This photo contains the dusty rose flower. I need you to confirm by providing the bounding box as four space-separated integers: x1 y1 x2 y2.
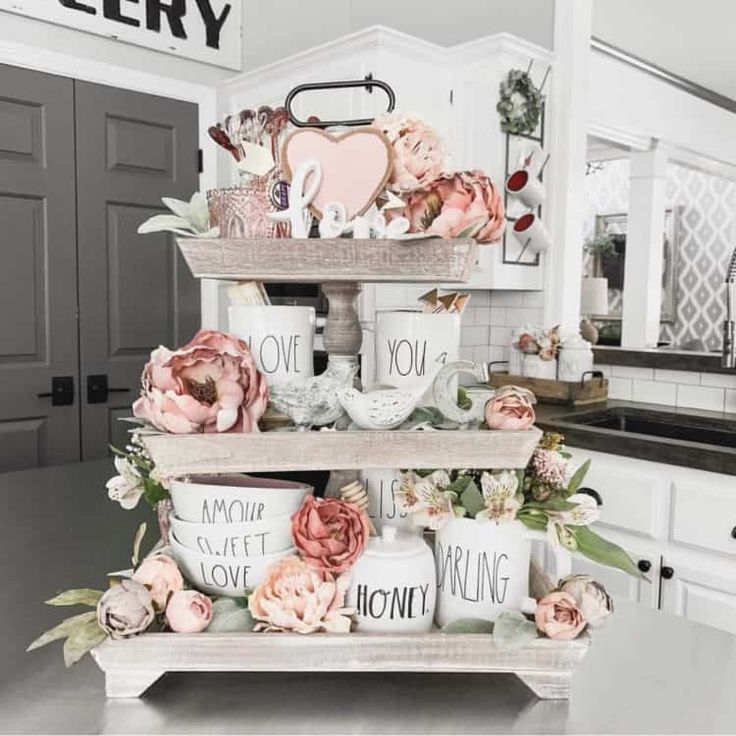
291 497 370 574
535 591 586 640
97 580 155 639
132 553 184 611
485 385 536 430
165 590 213 633
399 170 505 243
248 555 354 634
517 332 539 354
559 575 613 629
373 112 445 192
133 329 269 434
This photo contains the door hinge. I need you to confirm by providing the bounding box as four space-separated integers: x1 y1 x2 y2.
197 148 204 173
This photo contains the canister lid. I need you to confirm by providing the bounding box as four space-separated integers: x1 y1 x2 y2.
363 525 430 558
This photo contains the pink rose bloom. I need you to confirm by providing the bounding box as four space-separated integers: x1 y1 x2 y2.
373 112 445 192
535 591 587 640
399 170 505 244
165 590 213 633
133 329 269 434
248 555 354 634
132 553 184 611
485 385 536 430
291 496 370 574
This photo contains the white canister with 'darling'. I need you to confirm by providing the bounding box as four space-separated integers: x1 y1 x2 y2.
374 311 461 403
557 335 594 382
358 468 415 533
347 526 436 633
522 353 557 380
229 305 315 387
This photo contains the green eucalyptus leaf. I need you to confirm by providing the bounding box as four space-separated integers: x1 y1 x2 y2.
567 459 591 496
45 589 104 607
208 598 255 633
493 611 538 649
63 619 107 667
442 618 495 634
460 479 485 517
27 611 97 652
571 525 641 578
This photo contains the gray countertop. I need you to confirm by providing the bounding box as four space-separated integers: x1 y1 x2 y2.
2 461 736 734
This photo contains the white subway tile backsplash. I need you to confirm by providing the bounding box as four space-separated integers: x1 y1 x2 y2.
490 291 524 308
521 291 545 308
700 372 736 389
654 369 701 385
608 377 633 400
676 384 725 412
726 390 736 413
506 307 542 327
631 379 677 406
489 307 508 326
470 291 492 307
611 365 655 380
489 326 513 347
461 325 489 347
459 346 475 362
373 285 408 308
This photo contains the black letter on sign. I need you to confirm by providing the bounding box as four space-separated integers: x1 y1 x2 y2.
58 0 96 14
104 0 140 26
146 0 187 39
195 0 231 49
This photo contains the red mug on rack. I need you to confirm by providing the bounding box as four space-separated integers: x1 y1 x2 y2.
512 212 551 254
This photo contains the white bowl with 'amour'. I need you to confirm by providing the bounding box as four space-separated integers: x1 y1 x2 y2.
170 474 312 524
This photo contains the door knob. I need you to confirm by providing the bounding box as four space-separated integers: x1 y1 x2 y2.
37 376 75 406
660 566 675 580
637 559 651 574
731 526 736 540
87 375 131 404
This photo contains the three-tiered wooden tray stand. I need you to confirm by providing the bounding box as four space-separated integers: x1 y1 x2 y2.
92 237 589 700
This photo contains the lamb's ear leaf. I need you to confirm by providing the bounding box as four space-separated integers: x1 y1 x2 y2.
45 589 104 607
161 197 190 218
493 611 538 649
63 619 107 667
207 598 254 633
566 459 591 496
137 214 192 235
442 618 494 634
27 611 97 652
131 522 147 568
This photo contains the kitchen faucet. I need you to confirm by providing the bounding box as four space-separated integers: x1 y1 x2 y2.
723 246 736 368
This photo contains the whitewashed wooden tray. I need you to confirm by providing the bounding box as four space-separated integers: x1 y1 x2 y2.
177 237 476 283
92 631 590 700
142 427 542 476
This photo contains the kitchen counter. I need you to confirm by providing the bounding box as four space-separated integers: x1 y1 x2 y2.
536 400 736 474
2 461 736 734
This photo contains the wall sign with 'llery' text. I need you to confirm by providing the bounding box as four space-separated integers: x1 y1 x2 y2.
0 0 242 70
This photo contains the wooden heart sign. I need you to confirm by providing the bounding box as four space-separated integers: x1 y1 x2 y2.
281 128 393 220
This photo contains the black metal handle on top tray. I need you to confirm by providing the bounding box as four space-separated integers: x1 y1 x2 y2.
284 77 396 128
580 370 605 387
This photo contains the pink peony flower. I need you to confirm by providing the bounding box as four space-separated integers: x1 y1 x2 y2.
132 329 269 434
165 590 213 633
485 385 536 430
248 555 354 634
535 591 586 640
398 170 505 244
132 553 184 611
373 112 446 192
291 496 370 574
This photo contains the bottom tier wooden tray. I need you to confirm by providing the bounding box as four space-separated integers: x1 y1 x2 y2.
92 631 590 700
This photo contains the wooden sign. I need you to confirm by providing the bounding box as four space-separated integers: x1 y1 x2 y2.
0 0 242 70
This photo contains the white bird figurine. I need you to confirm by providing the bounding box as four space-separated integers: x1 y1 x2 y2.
336 366 441 431
269 358 358 429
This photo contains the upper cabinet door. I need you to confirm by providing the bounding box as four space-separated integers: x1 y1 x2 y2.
74 82 200 460
0 64 80 472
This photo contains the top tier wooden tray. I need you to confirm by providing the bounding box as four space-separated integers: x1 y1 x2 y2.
177 237 477 283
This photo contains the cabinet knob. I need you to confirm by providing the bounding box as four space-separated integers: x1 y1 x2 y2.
637 559 651 573
731 526 736 540
661 565 675 580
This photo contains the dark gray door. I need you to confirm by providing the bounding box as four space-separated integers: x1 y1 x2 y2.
0 65 80 472
75 82 200 459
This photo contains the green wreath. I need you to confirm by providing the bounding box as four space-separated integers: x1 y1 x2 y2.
497 69 544 135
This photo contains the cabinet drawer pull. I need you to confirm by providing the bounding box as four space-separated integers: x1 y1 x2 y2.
661 566 674 580
731 526 736 540
637 559 651 574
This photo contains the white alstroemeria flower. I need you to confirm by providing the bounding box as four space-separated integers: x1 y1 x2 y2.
106 456 144 510
549 493 601 526
398 470 455 531
476 470 522 524
546 519 578 550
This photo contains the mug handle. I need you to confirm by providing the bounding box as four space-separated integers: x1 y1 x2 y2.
522 528 573 583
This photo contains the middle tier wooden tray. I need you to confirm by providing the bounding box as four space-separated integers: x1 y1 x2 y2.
143 427 543 476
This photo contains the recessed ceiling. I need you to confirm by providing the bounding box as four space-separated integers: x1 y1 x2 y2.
593 0 736 101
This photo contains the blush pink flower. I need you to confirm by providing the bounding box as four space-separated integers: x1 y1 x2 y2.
291 497 370 574
165 590 213 633
535 591 586 640
399 170 505 244
248 555 354 634
373 112 445 192
133 329 269 434
132 553 184 611
485 385 536 430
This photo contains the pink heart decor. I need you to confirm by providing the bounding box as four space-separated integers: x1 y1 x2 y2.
281 127 393 220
